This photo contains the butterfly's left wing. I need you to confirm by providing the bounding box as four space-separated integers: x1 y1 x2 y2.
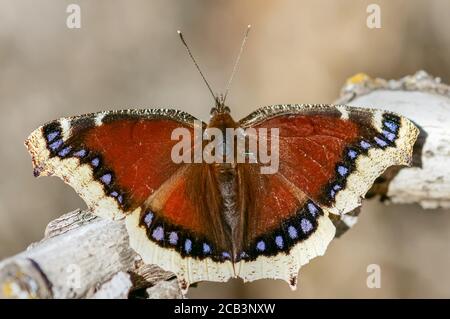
235 104 418 287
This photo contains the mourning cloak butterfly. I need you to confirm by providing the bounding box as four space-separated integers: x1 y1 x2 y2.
25 103 418 292
24 29 419 293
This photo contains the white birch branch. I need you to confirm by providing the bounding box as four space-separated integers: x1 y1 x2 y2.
0 209 180 299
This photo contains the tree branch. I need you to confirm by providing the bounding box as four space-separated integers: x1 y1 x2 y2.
0 209 180 299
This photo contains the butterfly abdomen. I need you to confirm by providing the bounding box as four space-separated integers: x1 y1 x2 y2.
214 165 245 259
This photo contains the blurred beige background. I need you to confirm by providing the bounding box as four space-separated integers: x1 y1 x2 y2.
0 0 449 298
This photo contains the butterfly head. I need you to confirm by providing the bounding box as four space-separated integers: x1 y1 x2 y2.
211 94 231 116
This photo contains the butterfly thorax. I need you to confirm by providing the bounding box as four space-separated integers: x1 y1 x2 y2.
207 108 239 165
206 108 246 256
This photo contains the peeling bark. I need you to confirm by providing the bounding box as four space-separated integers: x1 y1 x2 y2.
0 210 179 299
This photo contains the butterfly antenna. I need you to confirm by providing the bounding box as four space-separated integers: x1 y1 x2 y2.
222 25 251 105
177 30 218 105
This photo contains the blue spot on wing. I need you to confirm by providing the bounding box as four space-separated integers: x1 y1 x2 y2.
374 136 388 147
288 226 298 239
384 121 398 133
275 236 284 249
307 202 318 216
184 239 192 253
100 173 112 185
46 131 60 142
49 139 63 151
91 157 100 167
360 140 371 149
222 252 231 259
337 165 348 177
301 219 313 233
73 149 87 158
382 130 396 142
58 146 71 157
144 211 153 227
169 232 178 245
203 243 211 254
152 226 164 241
256 240 266 252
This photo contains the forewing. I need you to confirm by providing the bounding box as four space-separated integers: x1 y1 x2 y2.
25 108 201 219
239 104 419 215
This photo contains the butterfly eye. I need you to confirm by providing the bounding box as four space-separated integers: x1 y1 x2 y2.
210 107 218 115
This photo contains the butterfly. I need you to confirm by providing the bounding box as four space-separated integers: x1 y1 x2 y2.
25 28 419 293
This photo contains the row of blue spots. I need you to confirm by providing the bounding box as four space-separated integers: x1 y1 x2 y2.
143 210 226 258
332 148 358 200
329 118 399 203
255 217 314 253
48 136 87 160
145 204 319 258
46 129 88 160
88 159 123 205
45 129 124 207
374 118 400 147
